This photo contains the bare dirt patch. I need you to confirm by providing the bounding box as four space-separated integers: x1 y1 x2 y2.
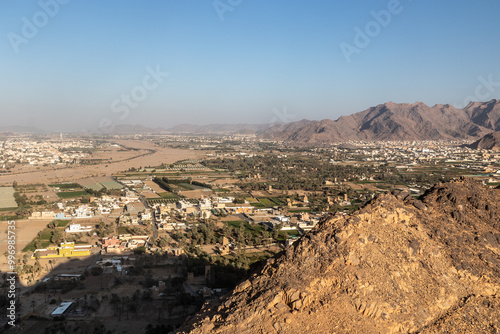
0 219 51 271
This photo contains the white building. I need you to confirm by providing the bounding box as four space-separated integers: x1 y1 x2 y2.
73 206 92 218
65 223 93 233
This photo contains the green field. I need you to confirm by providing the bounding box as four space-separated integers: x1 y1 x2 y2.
268 197 285 205
56 220 71 227
56 191 89 199
159 192 179 199
23 240 51 252
49 183 82 189
86 184 104 191
255 197 284 208
179 183 206 190
250 202 267 208
38 228 53 240
223 221 264 236
0 215 19 221
99 180 123 190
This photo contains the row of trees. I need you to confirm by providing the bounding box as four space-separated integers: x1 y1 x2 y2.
204 155 392 191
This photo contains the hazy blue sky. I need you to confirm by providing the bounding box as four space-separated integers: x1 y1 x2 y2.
1 0 499 132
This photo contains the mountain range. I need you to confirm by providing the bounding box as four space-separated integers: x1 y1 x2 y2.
113 99 500 143
260 99 500 144
3 99 500 143
178 179 500 333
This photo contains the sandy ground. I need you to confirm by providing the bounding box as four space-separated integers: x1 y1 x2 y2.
0 187 17 208
143 180 166 193
0 219 52 271
178 189 213 199
0 140 204 186
211 177 240 185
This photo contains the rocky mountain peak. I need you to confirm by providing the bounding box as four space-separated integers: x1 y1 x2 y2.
178 179 500 333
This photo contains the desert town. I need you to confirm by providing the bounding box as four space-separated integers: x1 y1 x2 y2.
0 134 499 332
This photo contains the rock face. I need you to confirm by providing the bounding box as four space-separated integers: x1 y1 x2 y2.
465 99 500 132
469 131 500 151
178 179 500 333
261 99 500 144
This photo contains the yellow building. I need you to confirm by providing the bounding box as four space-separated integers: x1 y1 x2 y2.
32 242 91 259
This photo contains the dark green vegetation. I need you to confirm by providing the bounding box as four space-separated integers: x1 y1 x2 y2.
153 177 211 192
56 190 89 199
203 155 451 191
49 183 82 188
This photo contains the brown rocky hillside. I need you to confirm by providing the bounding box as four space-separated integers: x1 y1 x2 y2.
261 100 500 144
177 179 500 333
468 131 500 151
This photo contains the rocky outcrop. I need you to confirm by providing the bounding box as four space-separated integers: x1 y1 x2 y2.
465 99 500 132
178 179 500 333
468 131 500 151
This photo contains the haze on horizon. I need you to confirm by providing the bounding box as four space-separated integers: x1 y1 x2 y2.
0 0 499 132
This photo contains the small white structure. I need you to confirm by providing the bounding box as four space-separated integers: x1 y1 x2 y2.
197 198 212 210
140 210 152 220
65 223 92 233
215 197 234 204
73 205 92 218
51 302 73 317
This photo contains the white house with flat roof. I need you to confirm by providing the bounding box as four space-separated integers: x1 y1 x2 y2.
65 223 92 233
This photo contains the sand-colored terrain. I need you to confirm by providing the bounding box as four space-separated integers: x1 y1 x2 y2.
0 140 204 186
143 180 166 193
0 219 52 271
179 189 214 199
0 186 17 208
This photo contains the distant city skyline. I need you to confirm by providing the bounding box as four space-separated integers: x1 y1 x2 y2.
1 0 499 132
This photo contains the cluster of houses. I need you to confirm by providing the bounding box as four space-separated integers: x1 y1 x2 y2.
0 138 93 169
101 235 150 254
30 190 146 221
